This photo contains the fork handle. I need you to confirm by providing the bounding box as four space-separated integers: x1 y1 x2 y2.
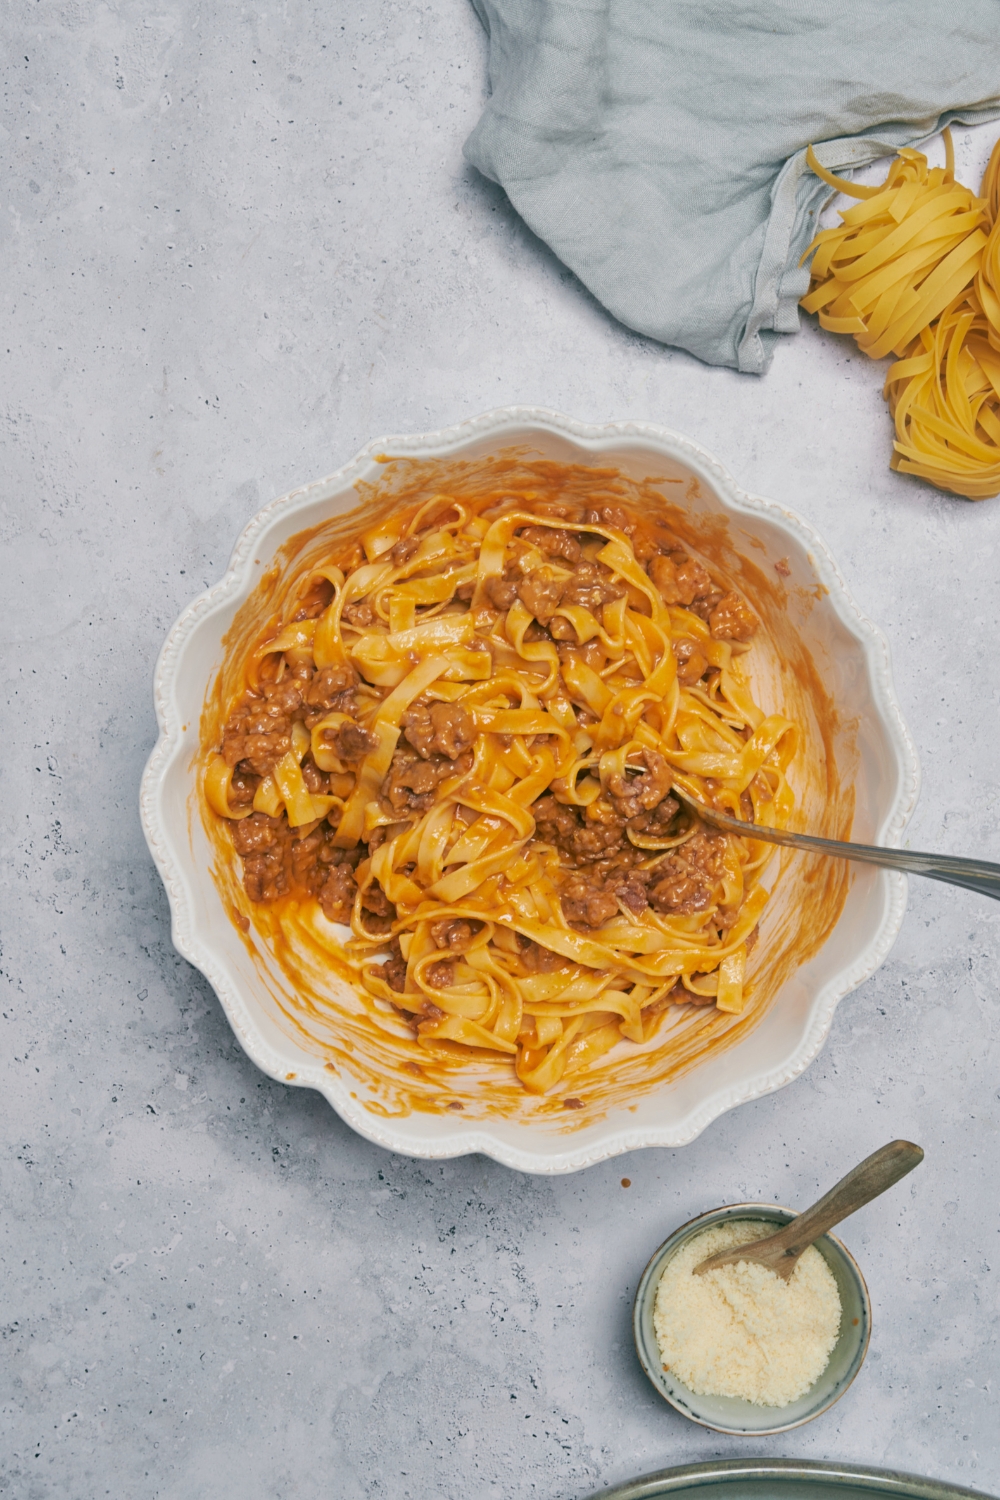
674 796 1000 902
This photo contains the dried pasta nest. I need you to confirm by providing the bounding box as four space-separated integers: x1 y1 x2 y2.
802 130 1000 500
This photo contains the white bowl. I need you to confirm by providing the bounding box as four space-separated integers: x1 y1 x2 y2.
139 408 919 1173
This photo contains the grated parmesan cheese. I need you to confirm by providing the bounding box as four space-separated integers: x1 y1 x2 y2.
653 1219 842 1408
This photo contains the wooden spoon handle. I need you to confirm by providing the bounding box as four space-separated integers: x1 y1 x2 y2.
767 1140 924 1257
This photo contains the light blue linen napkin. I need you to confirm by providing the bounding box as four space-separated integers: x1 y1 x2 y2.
464 0 1000 372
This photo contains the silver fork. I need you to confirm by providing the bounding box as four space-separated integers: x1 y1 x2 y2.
671 788 1000 902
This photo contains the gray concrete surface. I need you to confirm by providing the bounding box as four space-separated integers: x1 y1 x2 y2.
3 3 999 1496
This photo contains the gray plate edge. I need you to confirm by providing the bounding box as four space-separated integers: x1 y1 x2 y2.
589 1459 997 1500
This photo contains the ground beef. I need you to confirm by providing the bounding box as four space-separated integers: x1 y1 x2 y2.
241 853 288 902
360 879 396 934
606 750 673 821
533 761 679 865
559 559 625 612
531 793 628 865
627 795 682 839
402 701 475 761
648 830 728 914
300 757 330 793
290 824 339 890
709 591 758 642
242 730 293 777
263 678 304 717
383 937 408 992
688 590 726 624
559 858 651 927
673 557 714 606
318 863 357 923
221 707 254 768
326 720 378 761
342 599 376 628
389 535 421 566
426 958 455 989
317 691 361 728
231 814 291 902
558 640 606 670
304 664 358 714
222 692 297 776
517 525 582 564
415 1003 446 1024
516 568 565 624
531 794 579 845
560 875 620 929
583 505 636 536
283 822 361 917
517 937 564 972
290 827 329 892
361 881 393 917
430 918 481 950
485 574 520 610
382 747 472 813
649 550 728 623
648 553 683 604
673 637 709 684
228 768 259 807
220 664 325 774
630 531 658 564
232 812 284 856
609 871 649 916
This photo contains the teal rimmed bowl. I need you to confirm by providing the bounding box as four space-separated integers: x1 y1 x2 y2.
633 1203 871 1435
591 1458 996 1500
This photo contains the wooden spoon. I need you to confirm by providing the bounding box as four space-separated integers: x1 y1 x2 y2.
693 1139 924 1282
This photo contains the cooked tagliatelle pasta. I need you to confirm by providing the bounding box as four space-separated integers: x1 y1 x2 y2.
203 487 799 1095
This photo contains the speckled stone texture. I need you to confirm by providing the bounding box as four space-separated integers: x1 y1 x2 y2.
3 4 999 1497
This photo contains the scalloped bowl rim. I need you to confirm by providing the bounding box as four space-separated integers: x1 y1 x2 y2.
139 407 920 1173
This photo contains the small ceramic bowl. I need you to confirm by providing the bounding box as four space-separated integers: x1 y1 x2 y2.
633 1203 871 1435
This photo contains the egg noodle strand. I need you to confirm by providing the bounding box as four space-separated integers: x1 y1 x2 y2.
802 131 1000 499
206 495 798 1095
